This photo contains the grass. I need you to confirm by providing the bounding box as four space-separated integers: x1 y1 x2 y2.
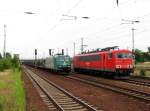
134 62 150 77
0 69 26 111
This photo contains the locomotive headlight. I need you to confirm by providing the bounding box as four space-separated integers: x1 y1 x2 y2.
116 65 121 68
129 65 133 68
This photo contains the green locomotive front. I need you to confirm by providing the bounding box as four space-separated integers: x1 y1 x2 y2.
45 54 71 72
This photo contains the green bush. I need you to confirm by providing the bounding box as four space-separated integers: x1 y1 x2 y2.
2 58 12 69
0 58 12 71
0 60 4 71
0 102 3 111
0 53 20 72
11 56 20 69
140 69 146 77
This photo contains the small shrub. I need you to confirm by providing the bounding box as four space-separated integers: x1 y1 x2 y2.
2 58 12 69
140 69 146 77
12 55 20 69
0 60 4 71
0 103 3 111
0 53 20 72
0 97 4 111
0 58 12 71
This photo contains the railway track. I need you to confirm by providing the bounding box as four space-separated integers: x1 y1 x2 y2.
23 66 99 111
67 76 150 102
123 78 150 87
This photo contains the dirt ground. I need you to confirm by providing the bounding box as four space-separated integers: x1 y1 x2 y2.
22 66 150 111
32 68 150 111
22 70 50 111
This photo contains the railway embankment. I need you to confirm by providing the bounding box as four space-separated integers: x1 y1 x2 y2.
0 69 26 111
134 62 150 77
22 67 50 111
28 66 150 111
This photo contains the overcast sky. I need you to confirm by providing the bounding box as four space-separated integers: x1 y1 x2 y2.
0 0 150 59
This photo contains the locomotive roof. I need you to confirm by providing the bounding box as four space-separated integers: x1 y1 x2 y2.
75 49 132 57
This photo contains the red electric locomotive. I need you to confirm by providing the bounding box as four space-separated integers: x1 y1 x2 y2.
73 46 134 78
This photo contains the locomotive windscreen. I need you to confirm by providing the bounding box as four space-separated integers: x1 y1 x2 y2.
116 53 132 58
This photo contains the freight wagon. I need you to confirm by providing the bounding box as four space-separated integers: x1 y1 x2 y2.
23 53 72 73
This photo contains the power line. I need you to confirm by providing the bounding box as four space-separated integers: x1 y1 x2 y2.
48 0 83 31
55 22 130 49
40 0 83 39
54 15 146 50
57 27 147 54
66 0 83 14
43 0 136 45
88 28 147 48
43 0 150 52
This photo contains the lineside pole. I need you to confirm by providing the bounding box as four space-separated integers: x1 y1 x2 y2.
3 24 6 58
73 42 75 56
132 28 135 54
81 37 83 54
35 49 37 68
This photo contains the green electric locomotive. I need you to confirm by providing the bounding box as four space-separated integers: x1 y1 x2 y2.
44 54 71 72
23 52 72 73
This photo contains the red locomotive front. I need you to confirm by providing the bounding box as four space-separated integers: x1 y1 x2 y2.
114 50 134 76
73 46 134 77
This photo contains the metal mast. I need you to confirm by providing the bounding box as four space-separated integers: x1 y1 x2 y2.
3 24 6 58
80 37 87 54
73 42 75 56
81 37 83 53
132 28 135 53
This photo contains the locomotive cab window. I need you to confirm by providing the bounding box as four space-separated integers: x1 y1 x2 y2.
116 53 132 58
59 56 64 61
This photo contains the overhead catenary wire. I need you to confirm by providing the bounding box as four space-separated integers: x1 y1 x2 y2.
46 0 138 44
45 0 136 34
56 22 148 53
48 0 83 32
40 0 150 55
66 0 83 14
57 20 145 49
55 25 130 51
90 28 147 45
55 20 129 47
54 0 138 49
79 0 148 47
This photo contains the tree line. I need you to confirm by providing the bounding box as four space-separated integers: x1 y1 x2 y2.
0 47 149 71
0 52 20 71
135 47 150 63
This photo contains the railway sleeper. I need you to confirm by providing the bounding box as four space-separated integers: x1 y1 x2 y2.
57 101 77 104
54 98 74 101
53 96 69 99
62 105 85 110
60 103 83 107
69 109 88 111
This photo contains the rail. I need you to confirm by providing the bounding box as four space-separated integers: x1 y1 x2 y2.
23 66 99 111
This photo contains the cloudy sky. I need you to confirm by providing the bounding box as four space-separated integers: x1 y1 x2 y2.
0 0 150 59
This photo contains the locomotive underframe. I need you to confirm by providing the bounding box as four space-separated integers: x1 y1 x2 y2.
74 67 133 77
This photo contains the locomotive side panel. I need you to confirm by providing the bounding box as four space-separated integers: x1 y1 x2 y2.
103 52 116 72
73 53 101 71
